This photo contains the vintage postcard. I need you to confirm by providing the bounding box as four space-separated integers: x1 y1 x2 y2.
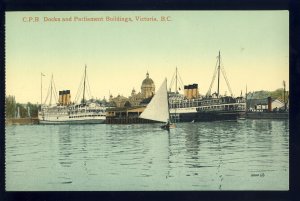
5 11 289 191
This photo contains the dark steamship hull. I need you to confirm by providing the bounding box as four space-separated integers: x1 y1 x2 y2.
172 110 245 122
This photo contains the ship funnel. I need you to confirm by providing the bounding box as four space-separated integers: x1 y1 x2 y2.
184 86 188 98
59 91 63 105
184 84 199 99
192 84 198 99
65 90 71 105
59 90 71 105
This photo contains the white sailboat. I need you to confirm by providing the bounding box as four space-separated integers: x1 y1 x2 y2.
139 78 175 130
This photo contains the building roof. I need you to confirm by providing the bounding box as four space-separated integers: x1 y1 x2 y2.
140 96 153 104
142 72 154 86
106 106 146 112
247 98 269 109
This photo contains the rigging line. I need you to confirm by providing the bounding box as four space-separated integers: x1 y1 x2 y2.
79 83 84 103
220 60 233 96
175 68 184 91
206 59 219 96
76 73 85 102
86 74 92 100
221 67 233 96
173 67 183 90
52 76 59 103
78 82 85 103
75 71 85 101
178 72 184 88
43 79 51 105
49 76 54 105
84 75 89 100
74 73 85 103
169 70 176 91
85 74 90 100
75 82 84 103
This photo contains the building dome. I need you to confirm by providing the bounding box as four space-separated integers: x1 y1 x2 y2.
141 72 155 99
142 72 154 86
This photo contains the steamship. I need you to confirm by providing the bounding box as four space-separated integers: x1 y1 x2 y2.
169 52 246 122
38 66 106 124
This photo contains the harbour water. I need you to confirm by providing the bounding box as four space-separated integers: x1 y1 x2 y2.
5 119 289 191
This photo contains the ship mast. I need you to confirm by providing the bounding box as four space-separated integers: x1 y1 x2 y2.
82 65 87 104
206 51 233 97
217 51 221 97
169 67 184 93
246 84 248 112
175 67 178 94
49 74 53 105
283 80 286 111
41 73 43 109
166 78 171 122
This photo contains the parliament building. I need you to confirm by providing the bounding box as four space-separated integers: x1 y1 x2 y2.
109 72 155 107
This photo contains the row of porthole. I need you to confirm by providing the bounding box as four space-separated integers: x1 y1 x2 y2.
69 115 105 118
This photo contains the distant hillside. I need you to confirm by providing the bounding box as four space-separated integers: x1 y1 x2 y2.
247 88 289 101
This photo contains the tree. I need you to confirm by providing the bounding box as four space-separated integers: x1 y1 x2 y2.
26 102 39 117
5 95 16 118
5 96 39 118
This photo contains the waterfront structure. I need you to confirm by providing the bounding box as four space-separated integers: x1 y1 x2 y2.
109 94 128 108
247 97 286 112
128 88 144 106
109 72 155 107
106 106 157 124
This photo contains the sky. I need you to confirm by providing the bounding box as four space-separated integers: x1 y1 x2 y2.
5 11 289 104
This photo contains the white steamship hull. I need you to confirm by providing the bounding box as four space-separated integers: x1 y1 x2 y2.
39 117 105 124
38 104 106 125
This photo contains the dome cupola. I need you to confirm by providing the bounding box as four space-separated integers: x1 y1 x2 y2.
141 71 155 99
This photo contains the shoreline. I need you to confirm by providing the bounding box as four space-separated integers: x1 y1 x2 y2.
5 113 289 126
6 118 39 125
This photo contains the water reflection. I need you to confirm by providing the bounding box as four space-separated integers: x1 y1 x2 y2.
6 120 289 190
251 119 272 132
184 125 200 158
58 125 73 167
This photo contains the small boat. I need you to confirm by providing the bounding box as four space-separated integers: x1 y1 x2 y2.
139 78 175 130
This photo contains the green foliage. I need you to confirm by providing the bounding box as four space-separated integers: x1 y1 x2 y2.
5 95 16 118
247 88 289 102
5 95 39 118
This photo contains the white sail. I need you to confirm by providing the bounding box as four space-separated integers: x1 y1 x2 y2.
139 79 169 123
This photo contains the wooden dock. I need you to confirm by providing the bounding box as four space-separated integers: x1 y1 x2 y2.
106 116 157 124
246 112 288 119
6 118 39 125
